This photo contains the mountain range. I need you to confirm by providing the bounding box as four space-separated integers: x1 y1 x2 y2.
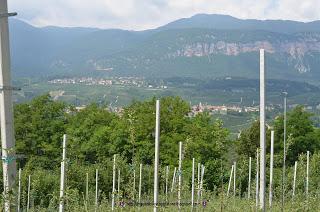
9 14 320 83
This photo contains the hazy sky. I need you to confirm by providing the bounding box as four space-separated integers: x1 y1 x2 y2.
8 0 320 30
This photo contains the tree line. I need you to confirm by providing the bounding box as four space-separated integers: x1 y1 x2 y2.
2 94 319 208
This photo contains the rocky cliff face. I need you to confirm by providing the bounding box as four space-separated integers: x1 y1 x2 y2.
163 33 320 74
91 29 320 80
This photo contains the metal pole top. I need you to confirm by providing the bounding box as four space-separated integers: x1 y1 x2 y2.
0 12 17 18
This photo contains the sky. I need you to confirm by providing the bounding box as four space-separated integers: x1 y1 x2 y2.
8 0 320 30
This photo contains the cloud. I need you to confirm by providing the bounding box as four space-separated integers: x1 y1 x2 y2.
8 0 320 30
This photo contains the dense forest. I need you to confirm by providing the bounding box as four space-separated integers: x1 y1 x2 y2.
4 94 320 210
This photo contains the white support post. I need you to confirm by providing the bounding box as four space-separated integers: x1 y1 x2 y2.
256 149 260 209
282 92 287 210
248 157 252 199
133 169 136 202
139 164 142 205
165 166 169 203
171 167 176 193
306 151 309 198
0 1 17 210
191 158 195 208
227 165 234 197
154 99 160 212
86 172 89 207
59 134 67 212
118 169 120 201
200 165 205 199
233 162 236 197
178 142 182 210
27 175 31 212
269 130 274 207
292 161 297 197
111 155 116 211
197 163 200 205
95 169 98 211
17 168 21 212
259 49 266 211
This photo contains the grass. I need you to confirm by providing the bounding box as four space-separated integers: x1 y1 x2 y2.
22 196 319 211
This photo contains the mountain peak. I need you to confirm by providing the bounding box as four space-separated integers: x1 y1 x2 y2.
160 13 320 34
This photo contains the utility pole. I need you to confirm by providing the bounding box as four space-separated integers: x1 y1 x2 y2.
154 100 160 212
259 49 266 211
0 1 17 211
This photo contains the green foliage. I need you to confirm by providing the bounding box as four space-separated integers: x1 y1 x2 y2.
14 94 66 168
273 106 320 165
10 94 320 210
237 106 320 165
13 95 231 209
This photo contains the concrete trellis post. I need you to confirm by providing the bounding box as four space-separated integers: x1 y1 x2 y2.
233 162 236 197
95 169 99 211
86 172 89 207
17 168 21 212
118 169 120 201
171 167 176 193
27 175 31 212
269 130 274 207
191 158 195 208
165 166 169 203
306 151 309 198
197 163 201 205
200 165 205 199
0 1 17 210
133 169 136 202
111 155 116 211
59 134 67 212
292 161 297 197
139 164 142 205
259 49 266 211
178 142 182 210
227 165 234 197
282 92 287 210
248 157 252 199
153 100 160 212
256 149 260 208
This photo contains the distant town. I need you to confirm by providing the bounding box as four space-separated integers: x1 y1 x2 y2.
74 102 264 117
48 77 168 89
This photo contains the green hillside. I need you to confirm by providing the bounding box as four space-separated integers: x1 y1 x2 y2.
8 15 320 83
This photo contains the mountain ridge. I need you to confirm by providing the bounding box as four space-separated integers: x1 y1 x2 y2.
8 14 320 83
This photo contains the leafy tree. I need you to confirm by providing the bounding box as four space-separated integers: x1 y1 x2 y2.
236 120 260 158
66 103 117 163
14 94 66 169
274 106 318 164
